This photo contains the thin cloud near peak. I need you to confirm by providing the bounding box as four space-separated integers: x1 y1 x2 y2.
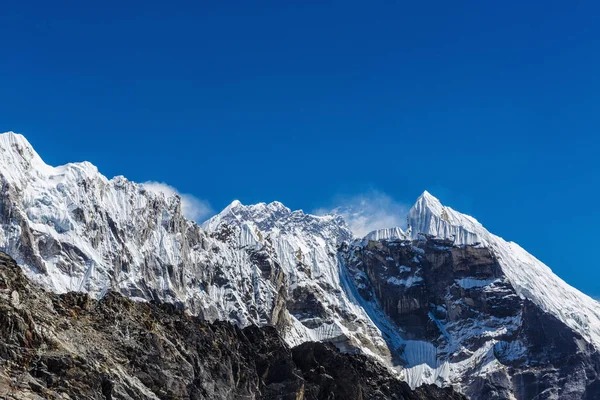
315 191 409 238
142 181 214 223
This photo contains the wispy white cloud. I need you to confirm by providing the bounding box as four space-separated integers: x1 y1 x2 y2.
142 181 213 222
315 191 409 238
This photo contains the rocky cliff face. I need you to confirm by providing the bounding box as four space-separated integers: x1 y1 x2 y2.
342 236 600 399
2 131 600 399
0 251 465 400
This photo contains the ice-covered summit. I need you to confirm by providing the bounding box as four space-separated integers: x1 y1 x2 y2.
407 191 483 245
0 131 40 158
0 132 195 295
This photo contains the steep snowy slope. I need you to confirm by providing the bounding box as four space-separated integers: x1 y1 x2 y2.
0 131 390 360
0 132 289 334
407 191 600 349
202 200 392 356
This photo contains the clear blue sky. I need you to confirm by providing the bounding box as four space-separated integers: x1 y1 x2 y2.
1 1 599 297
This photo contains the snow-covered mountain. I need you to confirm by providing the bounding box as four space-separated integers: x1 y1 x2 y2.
1 131 599 399
0 132 287 324
0 131 391 360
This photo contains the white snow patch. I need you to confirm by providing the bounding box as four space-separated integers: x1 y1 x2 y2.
456 278 500 289
387 275 423 287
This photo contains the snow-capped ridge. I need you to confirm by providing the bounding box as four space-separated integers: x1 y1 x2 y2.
0 131 37 154
0 132 105 188
203 199 348 237
228 199 243 208
223 199 291 215
0 131 52 181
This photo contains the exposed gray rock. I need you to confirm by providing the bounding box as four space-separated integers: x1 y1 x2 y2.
0 251 465 400
343 236 600 399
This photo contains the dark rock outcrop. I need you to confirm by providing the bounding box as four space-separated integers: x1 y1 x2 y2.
343 237 600 400
0 252 464 400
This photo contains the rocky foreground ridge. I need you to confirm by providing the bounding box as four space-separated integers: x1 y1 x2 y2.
0 251 465 400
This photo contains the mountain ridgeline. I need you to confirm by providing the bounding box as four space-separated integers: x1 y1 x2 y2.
0 131 599 399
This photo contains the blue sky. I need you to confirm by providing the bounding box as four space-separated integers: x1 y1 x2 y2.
1 1 599 297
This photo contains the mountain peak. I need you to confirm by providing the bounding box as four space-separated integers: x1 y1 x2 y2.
203 199 353 247
203 200 293 232
408 191 483 244
221 200 289 213
406 190 600 350
0 132 41 159
220 199 243 214
414 190 444 214
267 200 288 211
419 189 435 199
0 131 31 146
229 199 243 208
0 131 52 182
